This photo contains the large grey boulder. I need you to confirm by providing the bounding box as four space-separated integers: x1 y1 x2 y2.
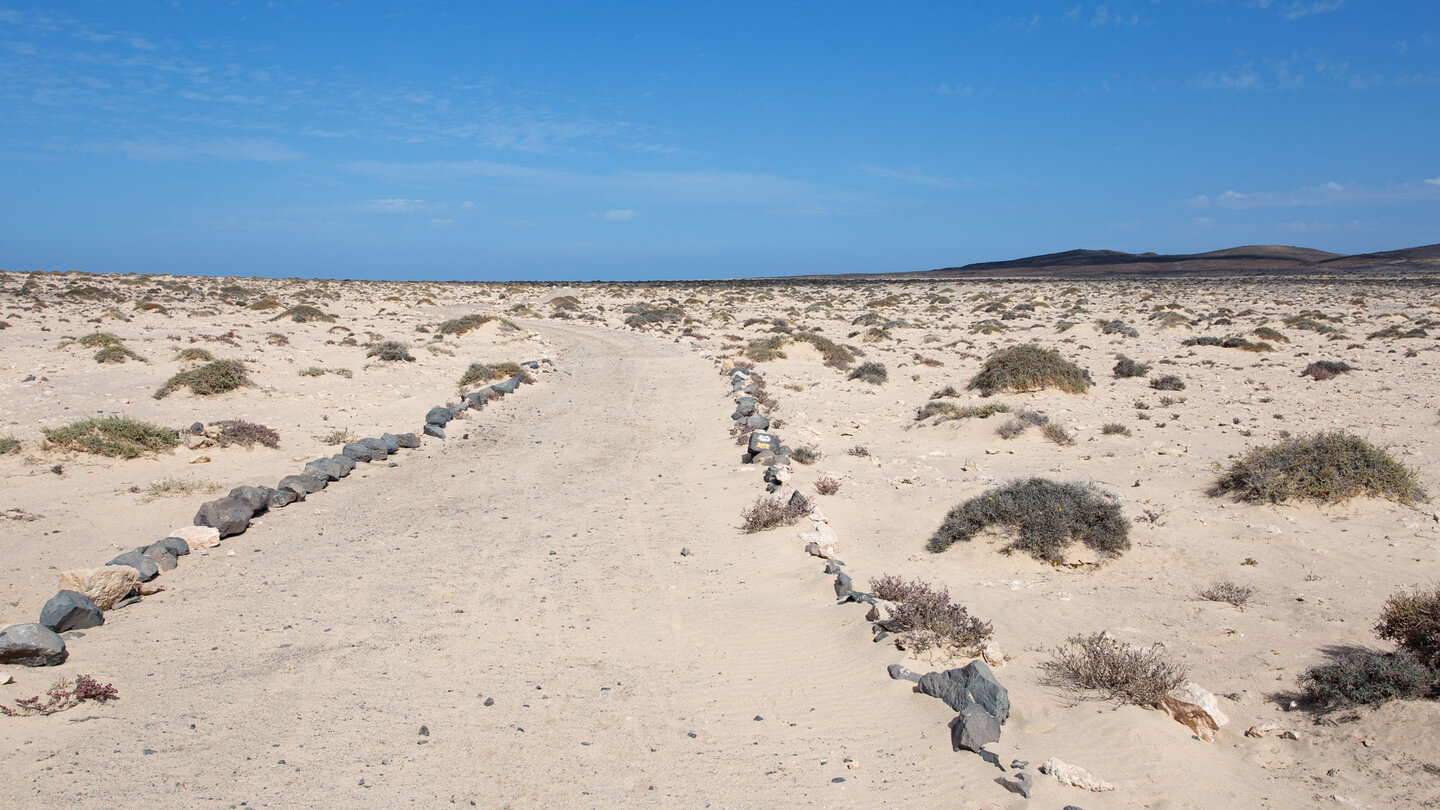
267 487 300 508
424 407 453 427
0 623 67 667
394 432 422 449
423 424 445 439
491 375 520 395
747 432 777 454
107 549 160 581
916 660 1010 724
280 473 326 495
39 591 104 633
732 397 758 419
950 704 1001 753
305 457 344 481
194 496 254 538
329 454 355 476
738 414 770 431
227 486 271 514
341 441 375 462
378 433 402 454
357 437 390 460
462 391 488 408
153 536 190 557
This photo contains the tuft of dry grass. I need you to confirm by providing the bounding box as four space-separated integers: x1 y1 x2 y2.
140 476 222 501
1199 580 1256 608
814 475 841 495
740 494 811 533
1041 632 1189 706
868 574 992 656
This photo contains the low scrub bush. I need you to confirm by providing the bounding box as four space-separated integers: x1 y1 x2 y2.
298 366 352 379
968 345 1091 395
175 347 214 362
1253 326 1288 343
94 344 142 364
1041 632 1189 706
214 419 280 449
436 314 496 336
43 416 178 458
1101 422 1131 436
1301 360 1353 381
1149 374 1186 391
869 575 993 656
848 361 888 385
791 332 856 369
0 435 21 455
846 445 871 457
460 361 523 388
791 446 821 465
0 675 118 717
1041 423 1075 446
815 475 841 495
1376 585 1440 669
1299 649 1434 711
1113 356 1150 378
915 401 1009 422
1199 580 1256 608
930 385 960 399
367 340 415 362
1211 431 1425 505
745 336 788 362
928 477 1130 563
1100 319 1138 338
155 359 250 398
740 494 811 533
77 332 122 348
271 305 335 323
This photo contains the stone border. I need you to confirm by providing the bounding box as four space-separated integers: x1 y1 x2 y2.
0 360 552 669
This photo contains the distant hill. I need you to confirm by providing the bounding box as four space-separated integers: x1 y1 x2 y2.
849 243 1440 280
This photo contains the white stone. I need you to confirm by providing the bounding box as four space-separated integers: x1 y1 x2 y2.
1161 682 1230 742
1040 758 1113 792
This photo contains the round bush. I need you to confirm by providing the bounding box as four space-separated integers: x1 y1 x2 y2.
928 477 1130 563
967 345 1091 395
1211 431 1426 505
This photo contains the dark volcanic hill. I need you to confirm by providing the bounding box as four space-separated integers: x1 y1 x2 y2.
859 243 1440 280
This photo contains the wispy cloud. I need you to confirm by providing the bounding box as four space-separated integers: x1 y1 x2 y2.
1187 179 1440 209
1194 53 1437 91
1252 0 1346 20
355 198 447 215
1061 4 1144 28
590 209 637 221
113 137 304 163
852 163 982 191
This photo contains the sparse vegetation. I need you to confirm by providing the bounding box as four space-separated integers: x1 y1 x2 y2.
791 332 856 369
1101 422 1131 436
366 340 415 362
928 477 1130 563
272 305 334 323
436 314 497 336
155 359 250 398
1376 585 1440 669
1042 632 1189 706
868 574 993 656
298 366 353 379
792 446 822 465
815 475 841 495
846 445 871 458
1199 580 1256 608
460 361 523 388
175 347 214 362
848 361 888 385
1301 360 1354 381
1149 374 1186 391
1299 649 1434 711
94 344 142 364
317 428 356 445
1113 356 1150 378
1041 423 1075 446
915 401 1009 422
0 674 118 717
0 436 21 455
968 344 1091 395
141 477 221 500
740 493 812 533
214 419 281 449
745 336 788 362
1211 431 1425 505
42 416 178 458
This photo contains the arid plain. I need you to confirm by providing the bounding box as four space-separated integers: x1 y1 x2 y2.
1 268 1438 808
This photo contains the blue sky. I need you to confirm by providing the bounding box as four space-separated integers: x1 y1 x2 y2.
1 1 1437 280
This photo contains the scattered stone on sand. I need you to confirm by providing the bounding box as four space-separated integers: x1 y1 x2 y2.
0 623 67 667
166 525 220 550
39 590 104 633
1041 758 1115 792
194 496 254 538
57 567 140 610
1161 682 1230 742
107 549 160 582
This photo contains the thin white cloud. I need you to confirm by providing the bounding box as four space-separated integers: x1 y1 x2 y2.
853 163 980 191
1426 177 1440 186
1187 179 1440 209
115 137 304 163
355 199 447 215
593 209 636 221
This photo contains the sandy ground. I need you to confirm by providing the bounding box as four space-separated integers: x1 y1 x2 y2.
1 270 1439 808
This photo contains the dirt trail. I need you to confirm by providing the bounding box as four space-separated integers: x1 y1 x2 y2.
0 323 967 809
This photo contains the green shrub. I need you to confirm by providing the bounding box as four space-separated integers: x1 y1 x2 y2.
745 336 788 362
248 295 282 311
155 359 250 399
848 361 888 385
1376 586 1440 669
175 347 214 362
791 332 855 369
968 345 1091 395
1211 431 1425 505
42 416 178 458
1100 319 1138 338
915 401 1009 422
460 361 522 388
77 332 123 348
1149 374 1186 391
366 341 415 362
0 436 20 455
436 314 496 336
928 477 1130 563
1101 422 1131 436
298 366 352 379
1253 326 1289 343
1299 649 1434 711
271 305 334 323
94 344 142 364
868 575 993 656
1113 356 1150 378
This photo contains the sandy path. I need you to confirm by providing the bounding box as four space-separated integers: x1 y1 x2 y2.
0 323 971 809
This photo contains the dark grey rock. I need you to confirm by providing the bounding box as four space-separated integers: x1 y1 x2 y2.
330 454 356 476
107 549 160 581
267 487 300 508
155 536 190 556
395 432 421 449
188 421 205 434
823 561 844 575
888 664 922 683
227 486 271 514
732 397 758 419
280 473 326 495
788 490 810 511
478 385 502 400
21 374 35 382
738 414 770 430
462 391 488 408
39 591 103 633
425 406 453 427
950 704 1001 753
834 571 854 600
916 661 1010 724
141 544 178 571
423 423 445 439
492 375 521 395
735 382 758 394
378 433 402 454
342 441 375 462
194 496 254 538
359 436 390 457
747 432 777 454
749 450 775 465
304 458 344 481
998 772 1033 798
0 623 67 667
